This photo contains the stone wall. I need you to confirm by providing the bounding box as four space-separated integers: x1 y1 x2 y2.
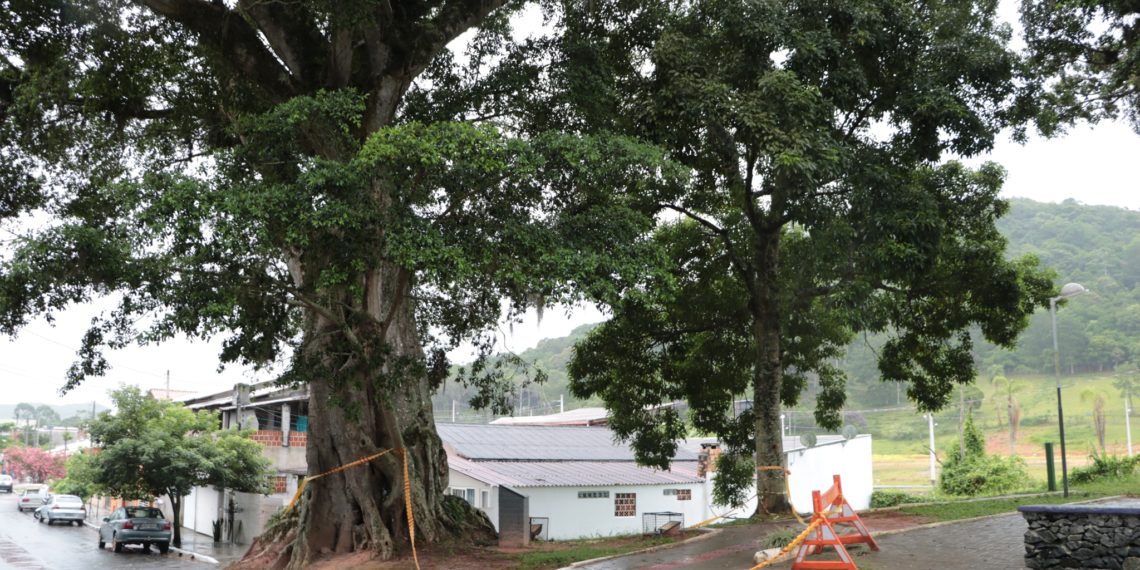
1020 504 1140 569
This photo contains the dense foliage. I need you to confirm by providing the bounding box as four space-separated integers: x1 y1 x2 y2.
4 446 65 483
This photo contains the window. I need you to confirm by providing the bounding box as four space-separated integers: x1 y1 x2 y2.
481 490 489 509
663 489 692 500
614 493 636 517
578 491 610 499
449 488 476 506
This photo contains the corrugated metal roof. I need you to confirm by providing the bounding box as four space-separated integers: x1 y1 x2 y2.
490 407 609 426
449 455 704 487
437 423 699 462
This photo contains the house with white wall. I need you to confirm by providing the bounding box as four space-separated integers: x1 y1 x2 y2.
172 381 310 544
441 424 874 540
438 423 707 540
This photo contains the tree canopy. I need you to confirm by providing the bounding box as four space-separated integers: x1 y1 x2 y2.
0 0 677 564
1020 0 1140 133
559 0 1054 510
83 386 271 547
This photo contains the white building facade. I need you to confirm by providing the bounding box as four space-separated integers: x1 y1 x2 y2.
443 425 874 540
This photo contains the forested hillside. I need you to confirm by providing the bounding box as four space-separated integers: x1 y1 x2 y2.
438 198 1140 417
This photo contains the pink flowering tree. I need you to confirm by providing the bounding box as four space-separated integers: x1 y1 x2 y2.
5 446 65 483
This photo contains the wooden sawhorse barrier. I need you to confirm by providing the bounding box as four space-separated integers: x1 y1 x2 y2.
791 474 879 570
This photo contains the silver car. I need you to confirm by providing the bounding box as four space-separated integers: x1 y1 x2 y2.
34 494 86 525
98 506 171 554
16 487 48 512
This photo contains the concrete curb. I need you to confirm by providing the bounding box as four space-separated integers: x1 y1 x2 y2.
82 520 219 564
559 527 722 569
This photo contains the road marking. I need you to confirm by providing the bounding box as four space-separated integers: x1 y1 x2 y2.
0 536 46 569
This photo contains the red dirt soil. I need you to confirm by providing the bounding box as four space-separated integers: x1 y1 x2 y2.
226 514 931 570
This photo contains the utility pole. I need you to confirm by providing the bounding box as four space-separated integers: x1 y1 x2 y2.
559 394 564 414
165 370 170 399
451 400 456 423
928 413 937 486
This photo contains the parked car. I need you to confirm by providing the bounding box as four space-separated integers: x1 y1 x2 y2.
98 506 171 554
0 475 12 493
16 487 48 512
33 494 86 526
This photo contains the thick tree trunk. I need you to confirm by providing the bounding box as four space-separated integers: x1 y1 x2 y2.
282 263 454 569
750 231 789 516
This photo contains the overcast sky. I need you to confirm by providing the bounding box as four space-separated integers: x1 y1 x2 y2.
2 3 1139 411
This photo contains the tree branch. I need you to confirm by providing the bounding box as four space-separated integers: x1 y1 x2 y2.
408 0 510 77
135 0 296 100
237 0 326 86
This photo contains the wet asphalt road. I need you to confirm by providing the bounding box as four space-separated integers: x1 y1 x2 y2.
0 492 206 570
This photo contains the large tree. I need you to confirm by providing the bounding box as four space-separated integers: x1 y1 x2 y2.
560 0 1055 512
1 0 671 565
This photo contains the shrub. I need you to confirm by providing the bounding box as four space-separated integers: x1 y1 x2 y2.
939 454 1032 496
1069 452 1140 484
939 412 1032 496
870 490 927 508
763 529 797 549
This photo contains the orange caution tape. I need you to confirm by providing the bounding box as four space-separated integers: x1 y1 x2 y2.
283 446 420 570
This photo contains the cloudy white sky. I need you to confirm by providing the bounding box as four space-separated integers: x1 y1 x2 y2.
2 3 1139 411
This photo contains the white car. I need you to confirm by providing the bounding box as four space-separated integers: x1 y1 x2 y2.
0 475 12 493
16 487 48 512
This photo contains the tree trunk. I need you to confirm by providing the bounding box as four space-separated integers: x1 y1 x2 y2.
284 263 454 569
750 231 788 516
171 494 182 548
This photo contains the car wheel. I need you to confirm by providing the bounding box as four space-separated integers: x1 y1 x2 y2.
112 534 123 553
98 534 105 550
158 542 170 554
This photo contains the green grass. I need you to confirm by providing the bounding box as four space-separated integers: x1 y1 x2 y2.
896 472 1139 522
512 536 675 569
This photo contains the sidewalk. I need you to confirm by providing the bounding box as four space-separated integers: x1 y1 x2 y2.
572 511 1027 570
173 529 248 567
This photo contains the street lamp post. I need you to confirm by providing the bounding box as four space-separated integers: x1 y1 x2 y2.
1050 282 1088 498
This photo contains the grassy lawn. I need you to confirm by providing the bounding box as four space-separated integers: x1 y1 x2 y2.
510 535 678 569
895 473 1139 522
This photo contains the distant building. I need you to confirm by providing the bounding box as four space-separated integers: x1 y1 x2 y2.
172 381 309 544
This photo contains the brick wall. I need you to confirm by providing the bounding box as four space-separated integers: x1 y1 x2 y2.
251 429 283 447
249 429 307 447
272 475 287 494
